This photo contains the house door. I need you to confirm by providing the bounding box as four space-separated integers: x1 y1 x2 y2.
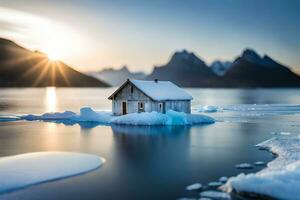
159 102 165 113
122 102 127 115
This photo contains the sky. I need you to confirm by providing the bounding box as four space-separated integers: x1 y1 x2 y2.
0 0 299 73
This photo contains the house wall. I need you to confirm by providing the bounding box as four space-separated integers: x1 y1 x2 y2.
111 82 191 115
112 82 151 115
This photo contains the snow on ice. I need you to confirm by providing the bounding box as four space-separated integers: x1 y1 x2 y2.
223 136 300 199
0 152 104 194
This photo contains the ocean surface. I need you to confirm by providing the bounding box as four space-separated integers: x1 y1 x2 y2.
0 88 300 200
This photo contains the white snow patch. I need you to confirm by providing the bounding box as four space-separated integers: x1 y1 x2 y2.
20 107 214 126
0 152 104 194
200 190 230 199
235 163 253 169
222 136 300 199
186 183 202 191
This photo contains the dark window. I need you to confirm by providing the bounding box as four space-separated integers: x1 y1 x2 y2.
138 102 145 112
131 86 134 93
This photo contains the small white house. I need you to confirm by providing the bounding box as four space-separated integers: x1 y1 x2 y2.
108 79 193 115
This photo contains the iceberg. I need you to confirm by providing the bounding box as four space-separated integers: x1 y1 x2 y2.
222 136 300 199
0 152 104 194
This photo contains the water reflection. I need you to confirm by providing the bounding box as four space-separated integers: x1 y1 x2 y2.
45 87 57 112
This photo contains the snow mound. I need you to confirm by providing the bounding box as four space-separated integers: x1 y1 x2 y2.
0 152 104 194
222 136 300 199
20 108 215 126
186 183 202 191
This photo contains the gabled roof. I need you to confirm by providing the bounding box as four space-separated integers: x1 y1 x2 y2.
108 79 193 101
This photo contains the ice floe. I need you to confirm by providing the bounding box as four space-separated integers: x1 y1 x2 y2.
200 190 230 199
0 152 104 194
254 161 265 166
186 183 202 191
235 163 253 169
279 132 291 135
18 107 215 126
208 181 223 187
223 136 300 199
196 105 222 113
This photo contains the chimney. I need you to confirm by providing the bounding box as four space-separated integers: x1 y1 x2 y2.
154 79 158 83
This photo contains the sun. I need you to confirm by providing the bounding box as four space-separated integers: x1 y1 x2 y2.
47 52 60 61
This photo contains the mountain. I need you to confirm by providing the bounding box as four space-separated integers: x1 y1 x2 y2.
146 49 300 87
0 38 109 87
147 50 219 87
223 49 300 87
90 66 146 86
211 61 232 76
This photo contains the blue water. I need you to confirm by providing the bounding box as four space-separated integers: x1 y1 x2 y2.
0 88 299 200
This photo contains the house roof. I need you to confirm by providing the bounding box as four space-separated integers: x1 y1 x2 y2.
108 79 193 101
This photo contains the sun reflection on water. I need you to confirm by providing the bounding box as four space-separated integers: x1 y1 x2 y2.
45 87 57 112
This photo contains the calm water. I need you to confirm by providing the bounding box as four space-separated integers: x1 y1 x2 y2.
0 88 299 200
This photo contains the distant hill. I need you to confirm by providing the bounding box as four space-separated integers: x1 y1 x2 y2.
0 38 109 87
90 66 146 86
146 49 300 87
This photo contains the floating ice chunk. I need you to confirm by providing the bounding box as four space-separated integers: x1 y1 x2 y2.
222 136 300 199
21 111 77 121
200 190 230 199
111 112 167 125
77 107 112 123
197 105 221 113
208 181 223 187
0 115 21 122
219 176 228 183
254 161 265 166
199 198 212 200
0 152 104 194
18 107 215 126
235 163 253 169
111 110 215 126
279 132 291 136
186 183 202 191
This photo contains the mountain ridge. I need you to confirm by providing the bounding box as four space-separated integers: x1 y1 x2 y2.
0 38 109 87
